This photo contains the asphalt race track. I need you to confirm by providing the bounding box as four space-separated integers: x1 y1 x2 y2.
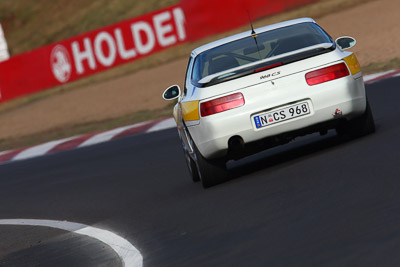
1 77 400 266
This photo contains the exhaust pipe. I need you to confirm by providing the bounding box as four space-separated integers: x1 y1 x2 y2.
228 136 245 160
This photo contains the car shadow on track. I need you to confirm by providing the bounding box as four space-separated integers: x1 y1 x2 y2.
225 129 375 183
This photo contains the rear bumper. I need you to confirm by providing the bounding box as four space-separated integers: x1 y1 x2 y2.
188 74 366 159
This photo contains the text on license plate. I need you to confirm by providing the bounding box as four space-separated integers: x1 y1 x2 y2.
253 102 310 129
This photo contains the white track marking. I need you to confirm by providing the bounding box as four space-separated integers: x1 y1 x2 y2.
146 118 176 133
79 123 147 148
13 136 76 161
0 219 142 267
76 226 142 266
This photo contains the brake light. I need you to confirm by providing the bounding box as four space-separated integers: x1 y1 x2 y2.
305 63 350 86
200 93 245 117
254 62 282 73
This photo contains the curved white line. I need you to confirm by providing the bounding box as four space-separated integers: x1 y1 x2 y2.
0 219 142 267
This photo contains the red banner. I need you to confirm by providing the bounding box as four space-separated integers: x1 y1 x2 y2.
180 0 319 41
0 5 186 103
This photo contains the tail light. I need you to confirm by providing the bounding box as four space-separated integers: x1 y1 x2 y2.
305 63 350 86
254 62 282 73
200 93 245 117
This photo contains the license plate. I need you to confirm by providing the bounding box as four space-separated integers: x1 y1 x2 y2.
253 102 311 129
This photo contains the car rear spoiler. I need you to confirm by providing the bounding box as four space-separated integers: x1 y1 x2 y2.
198 43 334 85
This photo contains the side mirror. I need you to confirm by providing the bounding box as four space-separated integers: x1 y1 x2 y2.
162 85 181 100
336 36 356 50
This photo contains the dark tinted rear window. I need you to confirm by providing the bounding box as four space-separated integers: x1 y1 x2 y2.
192 22 332 83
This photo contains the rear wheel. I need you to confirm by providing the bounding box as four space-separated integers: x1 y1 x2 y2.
181 136 200 182
336 101 375 138
192 142 228 188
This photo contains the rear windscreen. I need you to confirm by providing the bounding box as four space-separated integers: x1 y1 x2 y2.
192 22 333 84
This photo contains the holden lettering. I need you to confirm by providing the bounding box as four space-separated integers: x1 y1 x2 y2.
71 7 186 75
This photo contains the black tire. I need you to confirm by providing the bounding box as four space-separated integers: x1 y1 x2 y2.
192 142 228 188
181 137 200 182
336 101 375 138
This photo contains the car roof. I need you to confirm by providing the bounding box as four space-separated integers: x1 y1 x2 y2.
191 17 316 57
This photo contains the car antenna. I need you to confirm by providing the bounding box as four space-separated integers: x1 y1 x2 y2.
247 10 262 59
247 10 257 37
